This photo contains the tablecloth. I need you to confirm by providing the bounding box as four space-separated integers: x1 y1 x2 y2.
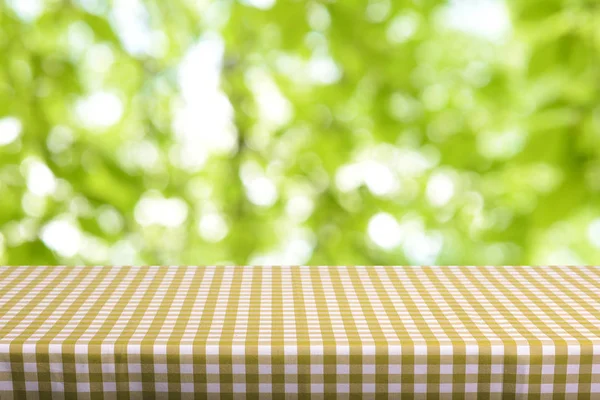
0 266 599 399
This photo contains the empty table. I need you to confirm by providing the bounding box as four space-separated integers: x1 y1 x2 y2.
1 266 599 398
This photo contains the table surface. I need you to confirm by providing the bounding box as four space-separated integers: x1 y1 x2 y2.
1 266 599 398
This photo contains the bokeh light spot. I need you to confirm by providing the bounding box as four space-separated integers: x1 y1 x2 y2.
368 213 402 250
41 219 82 258
0 117 22 146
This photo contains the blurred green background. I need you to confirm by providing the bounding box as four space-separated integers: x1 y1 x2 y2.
1 0 599 266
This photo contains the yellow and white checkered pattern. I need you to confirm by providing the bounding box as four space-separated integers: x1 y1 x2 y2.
0 266 599 398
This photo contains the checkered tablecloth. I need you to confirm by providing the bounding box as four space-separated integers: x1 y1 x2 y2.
0 266 599 398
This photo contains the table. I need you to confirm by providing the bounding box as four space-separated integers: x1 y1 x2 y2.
0 266 599 398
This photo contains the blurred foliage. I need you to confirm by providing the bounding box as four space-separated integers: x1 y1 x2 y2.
1 0 600 266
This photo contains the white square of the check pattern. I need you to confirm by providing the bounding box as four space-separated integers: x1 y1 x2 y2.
152 357 171 391
125 345 144 384
462 346 482 387
17 345 40 387
258 300 273 341
593 345 600 384
538 383 581 396
84 344 118 393
40 344 67 393
564 347 583 388
258 359 274 387
537 345 559 387
0 344 14 392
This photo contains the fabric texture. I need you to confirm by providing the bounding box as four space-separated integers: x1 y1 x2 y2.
0 265 599 399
